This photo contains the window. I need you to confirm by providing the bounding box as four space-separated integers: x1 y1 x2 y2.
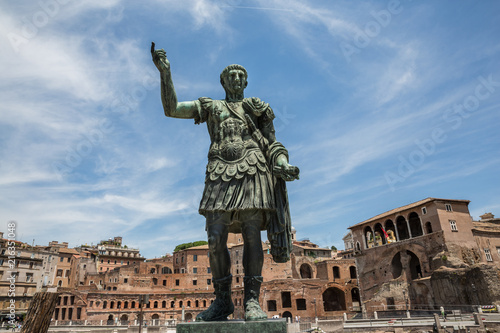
207 267 211 274
193 280 197 286
281 292 292 308
163 280 166 286
207 279 211 285
445 204 452 212
193 255 198 262
484 249 492 262
175 279 180 286
333 266 340 279
56 269 63 277
67 257 70 262
267 300 277 311
124 278 128 283
26 273 33 282
422 207 427 215
60 257 64 262
296 298 307 310
449 220 458 231
193 268 197 274
497 247 500 258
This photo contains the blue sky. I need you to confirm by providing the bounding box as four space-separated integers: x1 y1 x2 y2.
1 0 499 258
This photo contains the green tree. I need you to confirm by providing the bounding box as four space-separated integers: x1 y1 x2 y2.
173 241 208 252
331 245 337 251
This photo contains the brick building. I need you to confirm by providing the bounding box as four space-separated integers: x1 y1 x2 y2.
349 198 500 313
50 231 358 324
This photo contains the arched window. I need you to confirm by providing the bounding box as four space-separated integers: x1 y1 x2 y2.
396 216 410 240
364 226 374 248
425 221 432 234
162 301 166 308
322 287 346 311
408 212 423 237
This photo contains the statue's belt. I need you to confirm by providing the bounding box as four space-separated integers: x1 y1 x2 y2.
205 149 269 182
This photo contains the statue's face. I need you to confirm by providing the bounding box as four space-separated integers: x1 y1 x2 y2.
223 69 247 94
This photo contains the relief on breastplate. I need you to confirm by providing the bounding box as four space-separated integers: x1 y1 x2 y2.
219 118 246 161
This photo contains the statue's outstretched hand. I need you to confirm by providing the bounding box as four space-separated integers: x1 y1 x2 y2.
273 164 300 181
151 42 170 74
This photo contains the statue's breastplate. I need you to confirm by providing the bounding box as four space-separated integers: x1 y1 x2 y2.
219 117 245 161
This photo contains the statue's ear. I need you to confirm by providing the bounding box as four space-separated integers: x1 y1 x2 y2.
244 80 248 88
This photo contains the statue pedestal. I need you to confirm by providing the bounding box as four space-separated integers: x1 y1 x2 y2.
176 319 287 333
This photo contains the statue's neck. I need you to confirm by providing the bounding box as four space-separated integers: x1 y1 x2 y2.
225 92 244 102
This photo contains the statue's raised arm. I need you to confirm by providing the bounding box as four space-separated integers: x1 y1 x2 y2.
151 42 200 119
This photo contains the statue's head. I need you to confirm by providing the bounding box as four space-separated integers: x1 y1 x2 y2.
220 64 248 95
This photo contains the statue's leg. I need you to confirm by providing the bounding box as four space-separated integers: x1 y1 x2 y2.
196 213 234 321
241 210 267 321
207 216 231 279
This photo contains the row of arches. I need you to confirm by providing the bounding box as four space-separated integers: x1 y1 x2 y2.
91 299 213 310
299 263 357 280
362 212 433 249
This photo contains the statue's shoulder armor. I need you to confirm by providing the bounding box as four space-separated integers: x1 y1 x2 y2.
242 97 275 121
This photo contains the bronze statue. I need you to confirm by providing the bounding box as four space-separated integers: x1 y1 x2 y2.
151 43 299 321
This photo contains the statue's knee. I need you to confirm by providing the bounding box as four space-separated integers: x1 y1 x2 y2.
208 230 224 254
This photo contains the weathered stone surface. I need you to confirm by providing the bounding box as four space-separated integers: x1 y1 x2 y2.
176 319 287 333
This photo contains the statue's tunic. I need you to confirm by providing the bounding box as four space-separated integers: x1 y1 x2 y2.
194 97 292 262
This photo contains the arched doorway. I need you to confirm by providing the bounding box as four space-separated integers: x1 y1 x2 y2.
351 288 361 311
407 250 422 279
120 314 128 325
152 313 160 325
322 287 346 311
282 311 292 321
185 313 193 322
107 314 114 325
408 212 423 237
300 263 313 278
396 216 410 240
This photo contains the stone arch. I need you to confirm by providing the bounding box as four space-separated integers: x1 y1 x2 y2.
162 301 166 308
107 314 114 325
425 221 432 234
300 263 313 279
391 252 403 279
322 287 346 311
374 223 386 245
407 250 422 279
131 301 135 308
154 301 158 308
396 216 410 240
152 313 160 324
171 301 175 308
120 314 128 325
385 219 396 240
185 313 193 321
408 212 423 237
162 266 172 274
355 241 361 252
124 301 128 309
364 226 374 248
282 311 292 320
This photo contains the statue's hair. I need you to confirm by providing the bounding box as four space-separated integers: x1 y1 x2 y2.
220 64 248 86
